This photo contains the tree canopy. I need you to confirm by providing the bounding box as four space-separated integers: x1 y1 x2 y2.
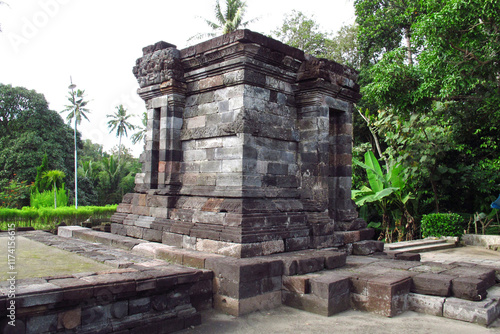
354 0 500 217
0 84 76 188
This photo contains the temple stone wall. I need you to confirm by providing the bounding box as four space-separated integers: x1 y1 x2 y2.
111 30 365 258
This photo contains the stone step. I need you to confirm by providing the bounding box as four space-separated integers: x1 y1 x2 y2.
385 238 449 251
398 242 457 253
409 286 500 326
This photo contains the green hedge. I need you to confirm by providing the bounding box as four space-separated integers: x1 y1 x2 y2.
421 213 465 238
0 205 117 230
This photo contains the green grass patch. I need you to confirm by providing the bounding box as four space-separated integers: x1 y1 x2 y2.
0 205 117 230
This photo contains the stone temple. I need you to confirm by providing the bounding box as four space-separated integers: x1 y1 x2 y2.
111 29 368 258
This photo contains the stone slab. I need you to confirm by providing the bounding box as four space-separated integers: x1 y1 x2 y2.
411 273 454 297
408 293 445 317
443 296 500 326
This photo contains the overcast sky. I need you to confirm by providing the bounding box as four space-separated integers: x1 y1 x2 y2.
0 0 355 157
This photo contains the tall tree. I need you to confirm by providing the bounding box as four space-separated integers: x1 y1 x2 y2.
61 83 90 208
191 0 255 40
272 10 329 56
106 104 135 161
272 11 361 68
354 0 500 214
0 84 75 190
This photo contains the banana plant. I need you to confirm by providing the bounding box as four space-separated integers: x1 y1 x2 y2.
352 151 414 242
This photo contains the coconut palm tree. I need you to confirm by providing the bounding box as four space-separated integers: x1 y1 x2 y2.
42 170 65 208
106 104 135 161
131 112 147 146
191 0 256 40
61 80 90 209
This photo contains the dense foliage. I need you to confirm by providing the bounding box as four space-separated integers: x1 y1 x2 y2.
421 213 465 238
354 0 500 219
0 84 141 210
0 84 75 200
273 1 500 238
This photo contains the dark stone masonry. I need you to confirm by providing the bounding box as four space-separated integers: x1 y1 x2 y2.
111 29 367 257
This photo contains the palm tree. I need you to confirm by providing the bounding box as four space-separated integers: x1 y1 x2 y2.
42 170 65 208
131 112 147 145
61 79 90 209
191 0 256 40
106 104 135 161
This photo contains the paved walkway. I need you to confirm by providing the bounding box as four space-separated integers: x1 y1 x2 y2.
421 245 500 267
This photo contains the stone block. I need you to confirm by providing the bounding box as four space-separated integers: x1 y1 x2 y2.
320 251 347 269
407 293 445 317
295 255 326 275
352 240 384 255
58 225 87 238
285 237 310 252
26 314 58 334
282 275 311 294
129 297 151 315
205 257 283 283
213 276 281 299
395 252 421 261
361 275 412 317
142 228 162 242
282 289 350 317
411 273 454 296
451 277 488 301
309 273 350 300
443 296 500 326
162 231 183 247
213 290 282 316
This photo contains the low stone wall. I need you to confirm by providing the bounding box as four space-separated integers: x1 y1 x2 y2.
0 232 213 334
462 234 500 248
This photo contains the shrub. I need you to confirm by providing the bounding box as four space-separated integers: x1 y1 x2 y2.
0 179 31 208
30 186 68 208
421 213 465 238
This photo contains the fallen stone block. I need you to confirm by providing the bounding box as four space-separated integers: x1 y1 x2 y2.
352 240 384 255
395 252 421 261
451 277 488 301
407 293 445 317
443 296 500 326
443 266 496 290
411 273 454 297
364 275 412 317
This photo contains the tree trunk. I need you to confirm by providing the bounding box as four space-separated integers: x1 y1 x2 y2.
118 135 122 162
405 27 413 65
53 182 57 209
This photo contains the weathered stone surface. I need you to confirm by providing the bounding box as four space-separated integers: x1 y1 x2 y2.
282 289 350 316
451 277 489 301
282 275 312 294
407 293 445 317
411 273 454 296
213 290 282 316
110 29 364 256
443 296 500 326
309 273 350 300
352 240 384 255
